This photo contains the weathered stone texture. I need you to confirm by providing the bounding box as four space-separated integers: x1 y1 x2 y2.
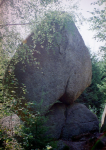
4 11 92 114
45 103 99 140
62 103 99 140
45 102 66 139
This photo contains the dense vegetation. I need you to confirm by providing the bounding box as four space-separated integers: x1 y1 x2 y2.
77 0 106 120
77 52 106 119
88 0 106 118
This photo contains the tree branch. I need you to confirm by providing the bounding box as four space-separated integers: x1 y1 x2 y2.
0 23 32 27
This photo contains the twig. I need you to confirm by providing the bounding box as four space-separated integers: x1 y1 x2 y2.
0 23 32 27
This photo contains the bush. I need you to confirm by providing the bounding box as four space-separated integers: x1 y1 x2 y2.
76 54 106 119
15 109 51 150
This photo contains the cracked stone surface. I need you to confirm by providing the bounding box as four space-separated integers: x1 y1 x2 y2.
3 11 92 115
0 103 99 140
62 103 99 140
45 103 99 140
0 103 99 141
44 102 66 139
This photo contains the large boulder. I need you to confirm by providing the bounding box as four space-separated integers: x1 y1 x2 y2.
45 103 99 140
45 102 66 139
3 11 92 114
62 103 99 140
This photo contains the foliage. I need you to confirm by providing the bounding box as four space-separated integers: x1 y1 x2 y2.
88 0 106 54
76 53 106 118
0 125 23 150
32 11 75 54
0 0 84 55
0 98 53 150
15 110 52 150
0 57 53 149
88 0 106 122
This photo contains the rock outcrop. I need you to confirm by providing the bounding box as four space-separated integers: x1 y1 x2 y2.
62 103 99 140
45 102 66 139
2 11 96 150
45 103 99 140
3 11 92 114
0 103 99 147
53 132 106 150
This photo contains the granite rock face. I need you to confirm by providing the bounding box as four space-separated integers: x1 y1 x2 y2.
0 103 99 143
44 102 66 139
62 103 99 140
45 103 99 140
4 11 92 114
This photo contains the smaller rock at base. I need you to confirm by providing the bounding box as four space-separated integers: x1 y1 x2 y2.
62 103 99 140
45 102 66 139
0 114 21 135
45 102 99 141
